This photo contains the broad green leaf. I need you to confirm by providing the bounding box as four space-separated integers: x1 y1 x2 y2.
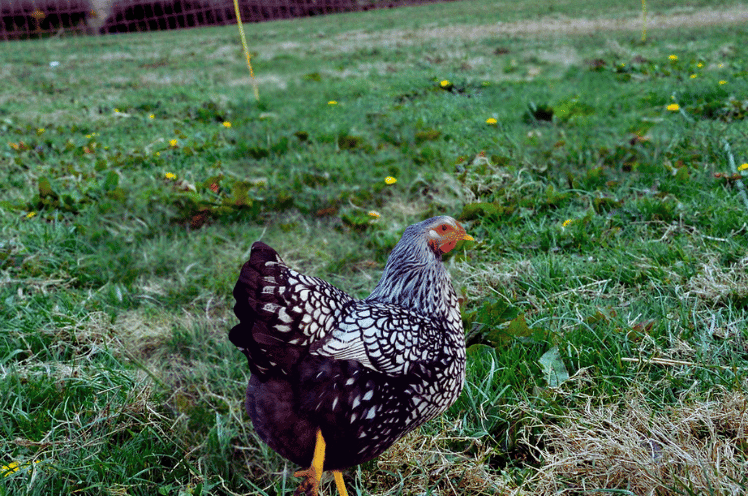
538 346 570 387
481 313 539 348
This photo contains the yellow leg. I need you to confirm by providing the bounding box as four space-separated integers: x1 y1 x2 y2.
293 429 326 496
333 471 349 496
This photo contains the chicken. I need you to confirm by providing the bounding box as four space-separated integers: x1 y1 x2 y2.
229 216 473 495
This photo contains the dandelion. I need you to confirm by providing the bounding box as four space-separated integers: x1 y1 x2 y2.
165 172 177 180
689 74 697 79
562 219 572 228
26 212 37 219
2 460 39 477
85 134 92 139
155 152 160 156
440 80 450 87
149 114 155 119
2 462 19 476
328 100 338 105
739 163 748 172
384 176 397 185
719 80 727 85
668 54 678 61
486 117 498 125
114 108 120 113
169 139 178 147
222 121 232 128
368 210 380 219
37 128 45 135
667 103 680 112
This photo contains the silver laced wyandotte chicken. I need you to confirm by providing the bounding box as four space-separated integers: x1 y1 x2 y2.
229 216 473 496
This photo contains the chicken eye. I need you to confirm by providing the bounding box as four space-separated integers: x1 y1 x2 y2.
440 225 448 232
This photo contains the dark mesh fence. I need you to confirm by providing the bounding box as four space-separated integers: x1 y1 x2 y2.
1 0 453 40
1 0 93 40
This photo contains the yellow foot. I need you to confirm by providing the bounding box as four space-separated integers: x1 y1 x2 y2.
293 467 320 496
293 429 326 496
293 468 348 496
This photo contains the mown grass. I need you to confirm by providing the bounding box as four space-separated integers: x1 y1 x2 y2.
2 0 748 494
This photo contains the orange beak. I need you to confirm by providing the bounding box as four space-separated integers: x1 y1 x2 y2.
457 221 474 242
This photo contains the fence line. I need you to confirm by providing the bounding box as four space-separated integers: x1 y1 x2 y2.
1 0 455 40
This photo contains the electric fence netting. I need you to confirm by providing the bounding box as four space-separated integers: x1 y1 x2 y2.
1 0 454 40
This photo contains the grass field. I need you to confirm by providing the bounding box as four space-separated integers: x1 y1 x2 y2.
2 0 748 494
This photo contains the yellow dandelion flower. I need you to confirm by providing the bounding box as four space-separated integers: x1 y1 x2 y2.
149 114 155 119
738 163 748 171
155 151 160 156
85 134 92 139
689 74 697 79
222 121 232 128
1 462 19 476
26 211 37 219
328 100 338 105
667 103 680 112
719 80 727 85
114 108 120 113
486 117 498 125
562 219 572 228
169 139 178 147
2 460 39 477
384 176 397 185
668 55 678 61
165 172 177 180
440 80 450 87
37 128 45 135
368 210 381 218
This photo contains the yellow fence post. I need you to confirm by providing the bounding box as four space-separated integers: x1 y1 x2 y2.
233 0 260 102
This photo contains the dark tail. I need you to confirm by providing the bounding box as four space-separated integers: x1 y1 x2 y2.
229 241 354 377
230 241 299 376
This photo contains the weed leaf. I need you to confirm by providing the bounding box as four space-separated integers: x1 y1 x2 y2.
538 346 569 387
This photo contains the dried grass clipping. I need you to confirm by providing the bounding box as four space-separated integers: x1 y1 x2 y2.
525 389 748 495
366 421 516 495
684 256 748 306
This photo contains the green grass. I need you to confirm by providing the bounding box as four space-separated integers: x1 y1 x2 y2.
2 0 748 493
